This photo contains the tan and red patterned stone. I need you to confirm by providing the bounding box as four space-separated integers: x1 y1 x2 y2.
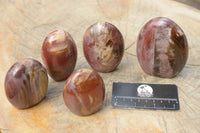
4 58 48 109
137 17 188 78
42 30 77 81
63 68 105 116
83 22 124 72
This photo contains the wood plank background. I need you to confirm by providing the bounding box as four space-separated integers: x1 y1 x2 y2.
175 0 200 9
0 0 200 132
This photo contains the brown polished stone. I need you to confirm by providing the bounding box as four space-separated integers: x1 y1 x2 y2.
83 22 124 72
63 68 105 116
42 30 77 81
137 17 188 78
4 58 48 109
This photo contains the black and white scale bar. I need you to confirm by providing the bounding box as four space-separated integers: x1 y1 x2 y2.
112 82 180 110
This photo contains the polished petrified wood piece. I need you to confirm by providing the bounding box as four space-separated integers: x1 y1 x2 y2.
83 22 124 72
4 58 48 109
42 30 77 81
137 17 188 78
63 68 105 116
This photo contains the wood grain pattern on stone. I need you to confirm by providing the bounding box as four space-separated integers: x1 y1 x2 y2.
0 0 200 132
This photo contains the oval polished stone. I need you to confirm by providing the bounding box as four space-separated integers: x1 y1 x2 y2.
63 68 105 116
137 17 188 78
4 58 48 109
42 30 77 81
83 22 124 72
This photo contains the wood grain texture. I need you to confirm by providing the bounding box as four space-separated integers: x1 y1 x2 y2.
174 0 200 9
0 0 200 132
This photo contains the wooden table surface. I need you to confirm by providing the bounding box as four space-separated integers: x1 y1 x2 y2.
0 0 200 132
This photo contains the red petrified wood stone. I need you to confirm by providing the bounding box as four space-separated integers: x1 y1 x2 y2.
63 68 105 116
83 22 124 72
137 17 188 78
42 30 77 81
4 58 48 109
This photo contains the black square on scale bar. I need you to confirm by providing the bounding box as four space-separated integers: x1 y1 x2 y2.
112 82 180 110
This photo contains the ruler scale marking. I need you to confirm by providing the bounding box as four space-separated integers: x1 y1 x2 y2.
112 82 180 111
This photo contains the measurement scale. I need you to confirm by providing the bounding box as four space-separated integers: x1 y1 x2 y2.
112 82 180 110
